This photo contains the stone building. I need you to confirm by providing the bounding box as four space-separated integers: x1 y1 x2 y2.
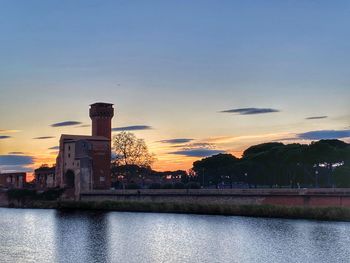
34 165 56 189
0 172 26 188
55 103 114 197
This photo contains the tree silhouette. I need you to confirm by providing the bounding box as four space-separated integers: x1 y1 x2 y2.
112 132 155 188
191 139 350 188
112 131 155 167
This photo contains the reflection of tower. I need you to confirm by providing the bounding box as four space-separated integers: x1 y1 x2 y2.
89 103 114 140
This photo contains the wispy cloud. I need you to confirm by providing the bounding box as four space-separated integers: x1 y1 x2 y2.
220 107 280 115
112 125 152 131
172 142 216 149
158 138 194 144
273 137 297 142
305 116 328 120
33 136 55 140
48 146 59 150
0 165 31 173
297 129 350 140
168 140 223 157
205 133 288 144
170 149 224 157
0 135 11 139
51 121 82 127
0 154 43 172
0 129 20 133
0 155 34 165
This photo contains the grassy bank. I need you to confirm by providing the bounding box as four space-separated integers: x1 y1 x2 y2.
46 200 350 221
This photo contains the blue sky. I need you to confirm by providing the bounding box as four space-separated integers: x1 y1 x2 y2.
0 1 349 172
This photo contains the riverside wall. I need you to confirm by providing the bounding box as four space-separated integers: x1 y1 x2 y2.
0 190 8 206
79 188 350 208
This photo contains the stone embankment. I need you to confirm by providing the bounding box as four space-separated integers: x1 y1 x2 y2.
2 188 350 221
80 188 350 207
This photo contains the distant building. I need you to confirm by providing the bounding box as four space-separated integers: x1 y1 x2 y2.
34 166 56 189
162 174 183 184
55 103 114 197
0 172 26 189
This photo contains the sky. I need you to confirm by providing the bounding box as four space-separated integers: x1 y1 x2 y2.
0 0 349 176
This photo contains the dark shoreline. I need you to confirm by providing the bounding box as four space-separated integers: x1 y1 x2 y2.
4 200 350 222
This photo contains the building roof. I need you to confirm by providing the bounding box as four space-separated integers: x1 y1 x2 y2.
60 134 109 141
0 172 26 176
90 102 114 106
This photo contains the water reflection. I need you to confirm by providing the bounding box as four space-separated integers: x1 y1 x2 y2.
54 210 109 263
0 208 349 263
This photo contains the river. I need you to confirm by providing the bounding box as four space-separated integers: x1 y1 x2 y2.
0 208 349 263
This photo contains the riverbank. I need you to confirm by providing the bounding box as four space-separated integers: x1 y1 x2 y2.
2 188 350 221
9 200 350 221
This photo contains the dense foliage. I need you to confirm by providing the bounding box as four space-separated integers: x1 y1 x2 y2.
192 140 350 188
7 188 65 202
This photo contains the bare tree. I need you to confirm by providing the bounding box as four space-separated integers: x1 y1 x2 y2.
112 131 155 168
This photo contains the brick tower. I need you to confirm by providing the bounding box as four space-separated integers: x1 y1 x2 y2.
89 103 114 140
89 102 114 189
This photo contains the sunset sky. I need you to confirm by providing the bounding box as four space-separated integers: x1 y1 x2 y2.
0 1 349 177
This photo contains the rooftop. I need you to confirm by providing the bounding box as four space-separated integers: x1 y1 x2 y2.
60 134 109 141
90 102 113 107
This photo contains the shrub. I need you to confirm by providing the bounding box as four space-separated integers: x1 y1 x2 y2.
7 188 65 202
7 189 37 201
173 182 185 189
38 188 65 201
126 183 140 189
161 183 173 189
148 183 161 189
186 182 201 189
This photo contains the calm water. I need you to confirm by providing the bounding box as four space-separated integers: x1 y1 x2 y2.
0 208 349 263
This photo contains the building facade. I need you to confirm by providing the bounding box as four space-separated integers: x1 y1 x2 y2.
55 103 114 197
0 172 26 189
34 166 56 189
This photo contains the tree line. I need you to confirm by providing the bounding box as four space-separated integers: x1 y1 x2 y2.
112 132 350 188
192 139 350 188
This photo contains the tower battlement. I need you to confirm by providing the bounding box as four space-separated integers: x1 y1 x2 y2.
89 102 114 140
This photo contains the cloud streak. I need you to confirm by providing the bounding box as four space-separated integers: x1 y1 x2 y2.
305 116 328 120
158 138 194 144
0 135 11 139
112 125 152 131
0 155 40 173
51 121 82 127
170 149 224 157
0 155 34 165
33 136 55 140
0 165 31 173
48 146 59 150
0 129 20 133
220 107 280 115
297 129 350 140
